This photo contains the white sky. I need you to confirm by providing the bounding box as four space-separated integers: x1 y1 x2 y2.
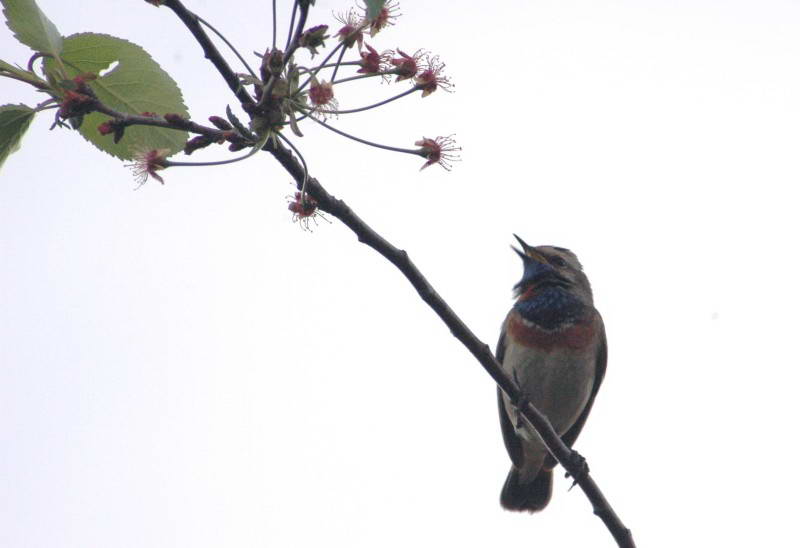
2 1 800 546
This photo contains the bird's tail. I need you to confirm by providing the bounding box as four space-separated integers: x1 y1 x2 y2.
500 467 552 512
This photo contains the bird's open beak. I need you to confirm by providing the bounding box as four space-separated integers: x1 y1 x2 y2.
512 234 547 264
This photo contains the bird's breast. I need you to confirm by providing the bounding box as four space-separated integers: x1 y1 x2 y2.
506 311 597 352
501 311 602 436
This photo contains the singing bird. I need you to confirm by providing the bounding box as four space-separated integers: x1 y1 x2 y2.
496 235 606 512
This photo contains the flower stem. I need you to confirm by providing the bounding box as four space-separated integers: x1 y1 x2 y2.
276 132 308 194
298 107 422 156
285 0 299 51
197 15 257 79
330 70 396 85
271 0 277 50
168 132 269 168
298 39 347 92
299 61 361 72
284 2 309 61
261 1 307 106
329 47 347 84
329 86 419 115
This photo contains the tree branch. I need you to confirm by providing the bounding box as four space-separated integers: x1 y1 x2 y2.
161 0 255 108
156 3 636 546
93 103 226 138
265 139 636 548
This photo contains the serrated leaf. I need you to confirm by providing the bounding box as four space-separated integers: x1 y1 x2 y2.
364 0 386 20
1 0 63 58
45 32 189 160
0 103 35 172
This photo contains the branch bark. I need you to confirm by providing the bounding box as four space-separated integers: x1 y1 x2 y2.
159 3 636 546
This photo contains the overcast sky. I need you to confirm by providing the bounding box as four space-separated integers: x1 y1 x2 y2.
2 1 800 546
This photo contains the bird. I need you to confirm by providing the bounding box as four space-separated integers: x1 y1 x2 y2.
496 235 606 512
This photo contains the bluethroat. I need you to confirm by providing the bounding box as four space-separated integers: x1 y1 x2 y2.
497 235 606 512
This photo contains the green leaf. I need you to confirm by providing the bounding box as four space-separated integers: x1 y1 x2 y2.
0 103 35 172
1 0 63 58
364 0 386 20
45 32 189 160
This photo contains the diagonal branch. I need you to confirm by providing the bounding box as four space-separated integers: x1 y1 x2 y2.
266 140 636 548
159 3 635 546
162 0 255 108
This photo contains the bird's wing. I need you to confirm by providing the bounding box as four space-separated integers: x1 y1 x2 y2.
496 327 524 468
544 314 607 468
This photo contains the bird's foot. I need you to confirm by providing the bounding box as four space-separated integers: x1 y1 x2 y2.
563 450 589 490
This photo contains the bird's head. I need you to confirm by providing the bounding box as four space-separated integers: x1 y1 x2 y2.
512 234 593 305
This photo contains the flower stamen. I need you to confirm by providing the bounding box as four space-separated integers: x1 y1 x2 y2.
415 135 461 171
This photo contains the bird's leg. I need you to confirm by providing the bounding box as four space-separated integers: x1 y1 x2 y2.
564 450 590 490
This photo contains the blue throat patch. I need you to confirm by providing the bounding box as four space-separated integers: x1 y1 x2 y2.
514 287 589 329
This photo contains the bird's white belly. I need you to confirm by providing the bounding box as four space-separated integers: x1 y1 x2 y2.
501 340 596 440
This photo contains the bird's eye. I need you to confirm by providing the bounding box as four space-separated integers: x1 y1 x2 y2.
550 256 568 268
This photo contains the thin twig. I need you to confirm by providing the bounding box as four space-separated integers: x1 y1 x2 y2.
93 103 228 139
